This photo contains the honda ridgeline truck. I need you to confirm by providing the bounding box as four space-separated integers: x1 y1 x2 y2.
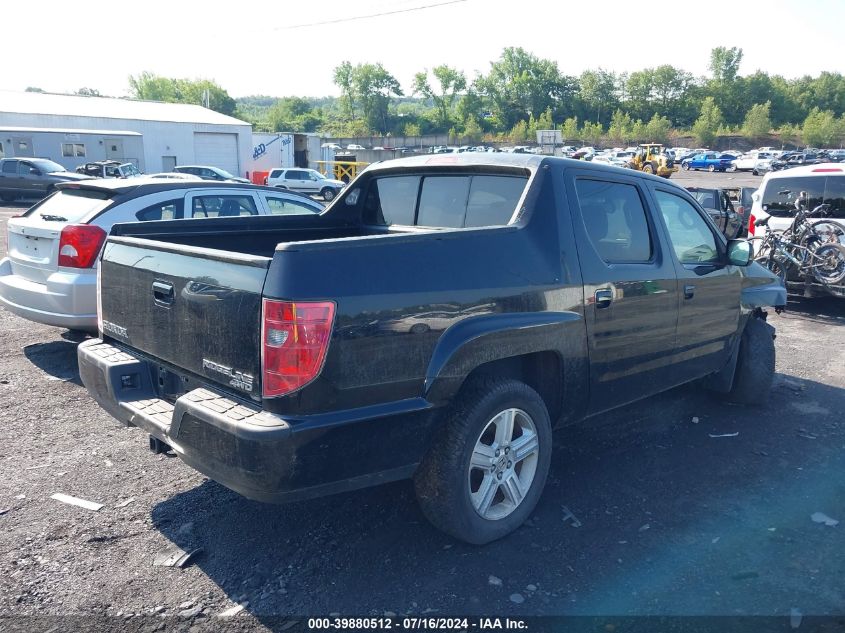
78 154 786 544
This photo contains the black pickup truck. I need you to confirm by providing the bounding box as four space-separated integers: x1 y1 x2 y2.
78 154 785 544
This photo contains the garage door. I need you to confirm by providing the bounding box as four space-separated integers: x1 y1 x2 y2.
193 132 239 176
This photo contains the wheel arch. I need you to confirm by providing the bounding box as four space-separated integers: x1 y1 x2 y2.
423 312 586 425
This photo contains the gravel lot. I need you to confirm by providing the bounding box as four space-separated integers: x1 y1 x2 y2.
1 170 844 630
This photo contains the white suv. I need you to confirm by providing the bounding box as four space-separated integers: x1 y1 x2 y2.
747 163 845 238
265 168 346 201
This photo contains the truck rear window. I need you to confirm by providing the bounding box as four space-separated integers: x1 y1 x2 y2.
364 174 527 228
24 189 112 223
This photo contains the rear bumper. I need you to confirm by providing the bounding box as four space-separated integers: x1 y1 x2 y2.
77 339 435 503
0 258 97 330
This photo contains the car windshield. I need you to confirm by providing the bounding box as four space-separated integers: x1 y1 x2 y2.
32 159 66 173
310 171 326 180
214 168 237 179
122 164 141 176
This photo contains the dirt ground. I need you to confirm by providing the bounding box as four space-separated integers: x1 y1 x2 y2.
1 172 843 631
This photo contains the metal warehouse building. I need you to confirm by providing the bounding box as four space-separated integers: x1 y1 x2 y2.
0 91 252 176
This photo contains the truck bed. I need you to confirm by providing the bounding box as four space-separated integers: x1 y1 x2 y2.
108 214 419 258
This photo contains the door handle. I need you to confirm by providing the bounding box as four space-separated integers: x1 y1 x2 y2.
152 280 174 306
684 284 695 299
594 288 613 309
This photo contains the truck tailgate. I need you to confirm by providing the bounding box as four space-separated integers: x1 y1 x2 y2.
99 236 270 400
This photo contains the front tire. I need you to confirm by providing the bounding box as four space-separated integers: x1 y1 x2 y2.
724 316 776 405
414 377 552 545
321 187 336 201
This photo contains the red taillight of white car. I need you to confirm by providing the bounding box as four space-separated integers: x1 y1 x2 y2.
58 224 107 268
748 214 756 236
262 299 336 398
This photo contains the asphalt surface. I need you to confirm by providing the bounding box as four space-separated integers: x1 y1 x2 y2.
1 170 844 631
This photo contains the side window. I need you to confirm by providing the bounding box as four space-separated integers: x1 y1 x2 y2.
654 190 720 264
18 162 35 175
2 160 18 174
823 177 845 219
265 196 319 215
269 169 282 179
191 195 257 218
575 179 653 263
136 198 183 221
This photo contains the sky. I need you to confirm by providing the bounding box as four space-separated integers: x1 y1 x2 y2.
3 0 844 100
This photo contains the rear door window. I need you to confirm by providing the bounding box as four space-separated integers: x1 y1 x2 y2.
191 194 258 218
1 160 17 174
575 179 653 263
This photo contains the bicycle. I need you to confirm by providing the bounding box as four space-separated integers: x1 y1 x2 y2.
751 202 845 288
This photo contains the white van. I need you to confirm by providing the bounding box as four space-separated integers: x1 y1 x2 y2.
747 163 845 237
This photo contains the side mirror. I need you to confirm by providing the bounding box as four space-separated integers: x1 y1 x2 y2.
30 168 40 175
727 239 752 266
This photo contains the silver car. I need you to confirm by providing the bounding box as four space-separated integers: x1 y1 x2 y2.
0 180 323 331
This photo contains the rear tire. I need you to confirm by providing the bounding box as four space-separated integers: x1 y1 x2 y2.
681 162 690 171
708 164 716 172
724 317 775 405
811 243 845 285
414 377 552 545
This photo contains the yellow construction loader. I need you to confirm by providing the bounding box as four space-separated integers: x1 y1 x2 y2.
627 144 678 178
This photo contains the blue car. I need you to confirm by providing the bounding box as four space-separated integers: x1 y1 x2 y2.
681 152 737 172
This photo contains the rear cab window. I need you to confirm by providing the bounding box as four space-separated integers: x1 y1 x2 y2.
760 174 845 219
361 172 527 228
24 188 113 223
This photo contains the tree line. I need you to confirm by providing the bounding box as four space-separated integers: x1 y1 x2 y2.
122 47 845 147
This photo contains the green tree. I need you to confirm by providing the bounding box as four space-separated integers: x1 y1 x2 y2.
536 106 554 131
509 119 529 142
608 109 633 144
333 61 356 123
128 72 236 116
561 116 579 142
25 86 44 93
580 121 604 145
404 122 422 137
709 46 744 83
266 97 321 132
644 113 672 144
413 65 467 130
579 69 618 126
802 108 839 147
692 96 723 146
462 116 482 140
742 101 772 139
477 47 577 129
351 63 403 134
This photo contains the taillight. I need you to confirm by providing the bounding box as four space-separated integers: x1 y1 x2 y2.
262 299 335 398
58 224 106 268
748 214 756 236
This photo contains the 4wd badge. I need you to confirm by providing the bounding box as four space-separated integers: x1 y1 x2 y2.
202 358 255 393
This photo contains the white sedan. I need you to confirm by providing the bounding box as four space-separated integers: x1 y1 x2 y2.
732 152 774 174
0 180 323 331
